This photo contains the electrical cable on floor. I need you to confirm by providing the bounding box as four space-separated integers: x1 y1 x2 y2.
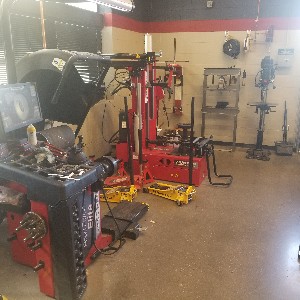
91 187 125 258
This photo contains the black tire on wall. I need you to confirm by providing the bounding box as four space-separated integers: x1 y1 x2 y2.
223 39 240 59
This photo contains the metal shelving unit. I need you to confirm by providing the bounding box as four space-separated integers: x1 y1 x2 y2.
201 67 241 147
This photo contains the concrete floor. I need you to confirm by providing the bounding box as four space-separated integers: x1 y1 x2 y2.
1 149 300 299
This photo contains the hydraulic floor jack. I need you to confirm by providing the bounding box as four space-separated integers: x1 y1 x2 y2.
143 183 195 206
99 185 137 203
143 97 197 206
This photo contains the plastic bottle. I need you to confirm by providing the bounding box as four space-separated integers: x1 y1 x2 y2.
27 124 37 146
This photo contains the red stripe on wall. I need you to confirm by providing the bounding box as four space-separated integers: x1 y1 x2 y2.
103 13 146 32
104 13 300 32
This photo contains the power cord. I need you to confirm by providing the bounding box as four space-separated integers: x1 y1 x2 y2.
101 100 121 143
108 130 119 144
161 98 170 128
105 69 130 96
91 186 125 258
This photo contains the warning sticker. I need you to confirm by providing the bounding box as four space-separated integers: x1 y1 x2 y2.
52 58 66 71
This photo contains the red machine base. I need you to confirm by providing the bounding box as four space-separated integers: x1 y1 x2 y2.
141 148 207 186
116 143 207 187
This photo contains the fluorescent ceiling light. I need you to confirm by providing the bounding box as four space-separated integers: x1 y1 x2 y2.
66 2 98 12
86 0 135 12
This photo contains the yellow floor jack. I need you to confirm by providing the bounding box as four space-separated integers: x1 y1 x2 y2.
143 183 196 206
99 185 137 203
143 97 197 206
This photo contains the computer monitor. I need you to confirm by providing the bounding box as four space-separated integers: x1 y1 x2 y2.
0 82 43 138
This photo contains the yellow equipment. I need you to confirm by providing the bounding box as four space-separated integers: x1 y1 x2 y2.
99 185 137 203
143 182 196 206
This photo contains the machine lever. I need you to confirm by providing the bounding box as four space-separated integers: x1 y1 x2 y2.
33 261 45 272
23 232 35 242
28 241 42 251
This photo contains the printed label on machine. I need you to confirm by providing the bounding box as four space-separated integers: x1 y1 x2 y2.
80 192 100 257
94 193 101 238
174 160 198 169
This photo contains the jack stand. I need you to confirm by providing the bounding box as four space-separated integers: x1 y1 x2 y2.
99 185 137 203
143 183 196 206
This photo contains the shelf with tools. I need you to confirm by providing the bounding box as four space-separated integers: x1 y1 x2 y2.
201 67 241 147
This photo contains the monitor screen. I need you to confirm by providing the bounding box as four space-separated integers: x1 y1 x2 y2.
0 82 43 133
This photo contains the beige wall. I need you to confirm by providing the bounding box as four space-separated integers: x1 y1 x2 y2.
152 31 300 146
80 27 300 157
79 27 144 158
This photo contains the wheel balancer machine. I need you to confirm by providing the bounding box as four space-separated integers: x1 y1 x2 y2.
0 12 151 297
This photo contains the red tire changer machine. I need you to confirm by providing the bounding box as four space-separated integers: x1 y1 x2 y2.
109 44 232 190
112 50 208 187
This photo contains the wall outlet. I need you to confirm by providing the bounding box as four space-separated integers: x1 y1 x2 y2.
207 0 214 8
